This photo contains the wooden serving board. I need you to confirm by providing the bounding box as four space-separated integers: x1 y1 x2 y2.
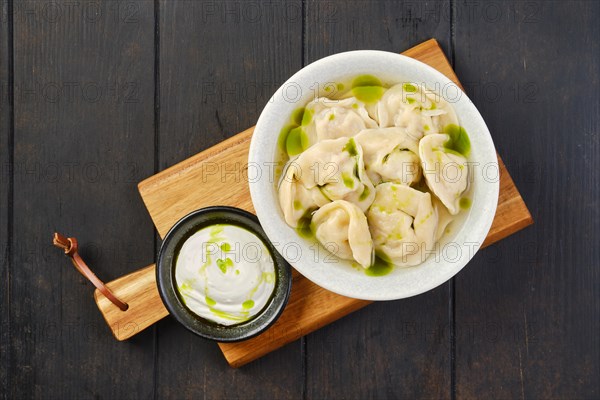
94 39 533 367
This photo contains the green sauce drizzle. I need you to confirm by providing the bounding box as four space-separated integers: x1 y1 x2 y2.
403 83 417 93
296 214 314 239
279 107 312 157
291 107 305 125
353 75 382 87
352 86 384 103
342 137 358 156
443 124 471 157
208 307 246 322
216 257 233 273
365 256 394 277
359 186 370 201
205 296 216 306
263 272 275 283
301 108 313 126
220 242 231 252
342 173 355 189
351 74 384 103
285 126 309 156
278 124 295 152
459 197 472 210
177 224 279 325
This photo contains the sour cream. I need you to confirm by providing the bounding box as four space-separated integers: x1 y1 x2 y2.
174 224 276 326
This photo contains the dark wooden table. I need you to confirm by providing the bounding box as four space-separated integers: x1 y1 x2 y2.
1 1 598 399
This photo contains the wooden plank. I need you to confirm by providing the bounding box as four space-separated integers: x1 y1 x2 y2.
136 38 534 370
453 1 600 398
10 1 156 398
0 0 12 396
154 1 304 398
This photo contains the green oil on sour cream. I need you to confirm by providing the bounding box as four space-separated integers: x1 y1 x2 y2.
175 224 276 326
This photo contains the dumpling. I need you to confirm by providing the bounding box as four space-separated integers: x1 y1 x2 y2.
278 161 329 228
294 136 376 211
354 127 422 186
303 97 378 144
367 183 437 267
419 133 468 215
377 82 458 138
312 200 374 268
433 197 454 241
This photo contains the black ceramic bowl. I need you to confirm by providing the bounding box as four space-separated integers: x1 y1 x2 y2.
156 206 292 342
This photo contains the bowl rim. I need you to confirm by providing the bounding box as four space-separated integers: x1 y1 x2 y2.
156 206 292 342
248 49 499 301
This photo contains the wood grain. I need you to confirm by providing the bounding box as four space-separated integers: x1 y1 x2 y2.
139 128 255 237
0 0 11 395
453 1 600 398
133 39 533 368
9 1 157 398
94 264 168 341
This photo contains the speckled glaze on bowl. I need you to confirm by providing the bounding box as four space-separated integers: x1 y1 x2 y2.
156 206 292 342
248 50 499 301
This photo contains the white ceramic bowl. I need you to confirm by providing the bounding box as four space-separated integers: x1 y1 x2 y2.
249 50 499 301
